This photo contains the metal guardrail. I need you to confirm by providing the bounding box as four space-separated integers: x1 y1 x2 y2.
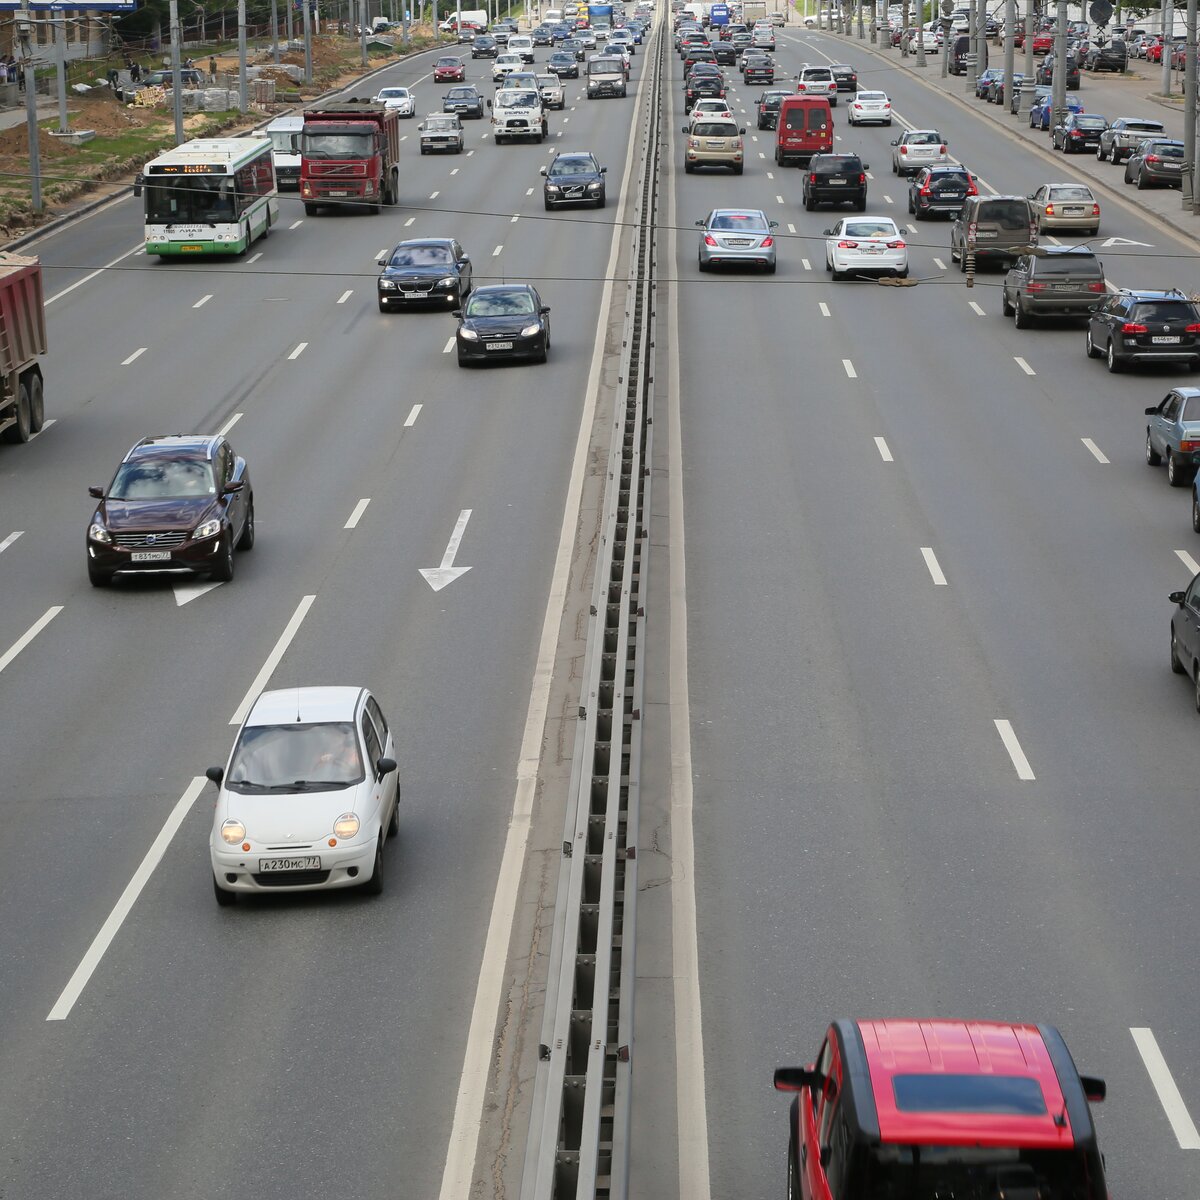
518 17 662 1200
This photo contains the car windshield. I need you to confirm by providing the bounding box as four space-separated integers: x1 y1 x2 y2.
377 87 409 98
550 156 597 176
710 212 767 231
538 75 557 85
436 57 460 66
448 87 474 98
109 456 216 500
389 245 454 266
844 221 896 238
226 722 365 793
268 129 298 154
466 290 537 316
302 131 374 158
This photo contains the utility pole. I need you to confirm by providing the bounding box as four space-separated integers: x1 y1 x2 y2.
402 0 410 44
871 0 878 41
1186 0 1197 211
169 0 184 144
1050 0 1066 131
856 0 864 37
916 0 927 64
55 16 68 132
302 0 313 83
360 0 368 63
271 0 280 62
17 0 40 212
287 0 293 48
973 0 986 88
1003 0 1014 98
238 0 247 111
1161 0 1172 95
941 0 952 74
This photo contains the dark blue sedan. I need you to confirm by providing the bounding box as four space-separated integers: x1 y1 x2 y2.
1029 93 1083 130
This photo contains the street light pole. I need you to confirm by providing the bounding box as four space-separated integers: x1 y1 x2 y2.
1050 0 1066 131
169 0 184 144
270 0 280 62
916 0 927 64
55 16 68 133
17 0 40 212
1003 0 1014 100
302 0 313 83
1161 0 1172 96
361 0 368 63
1186 0 1197 210
238 0 247 111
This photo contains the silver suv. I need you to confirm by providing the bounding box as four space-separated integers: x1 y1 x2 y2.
796 64 838 104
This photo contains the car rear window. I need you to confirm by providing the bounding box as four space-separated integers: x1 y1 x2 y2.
801 67 832 80
892 1074 1047 1115
814 157 860 174
1047 186 1093 200
711 212 767 230
693 122 738 137
1133 301 1197 323
977 198 1030 228
1075 116 1106 127
783 106 827 130
1152 143 1185 158
1125 120 1164 133
1036 254 1100 275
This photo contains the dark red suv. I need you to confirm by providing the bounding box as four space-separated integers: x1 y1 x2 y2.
775 1019 1109 1200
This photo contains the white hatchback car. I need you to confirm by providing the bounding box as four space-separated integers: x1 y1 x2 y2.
824 215 908 280
891 128 949 175
373 85 416 116
208 686 400 904
847 89 892 125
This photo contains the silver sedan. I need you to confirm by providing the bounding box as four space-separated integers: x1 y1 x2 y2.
824 215 908 280
1029 182 1101 234
697 208 779 273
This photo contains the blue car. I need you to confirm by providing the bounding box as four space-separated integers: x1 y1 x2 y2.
1029 94 1083 131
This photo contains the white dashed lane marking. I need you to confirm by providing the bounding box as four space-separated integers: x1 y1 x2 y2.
288 343 307 360
337 290 353 305
1081 438 1108 463
920 547 948 586
193 294 212 309
1014 357 1036 376
122 348 146 366
874 437 893 461
994 719 1035 780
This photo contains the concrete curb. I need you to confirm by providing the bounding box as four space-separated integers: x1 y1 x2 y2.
3 36 451 252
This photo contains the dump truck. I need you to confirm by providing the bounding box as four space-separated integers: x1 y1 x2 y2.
0 253 47 445
299 101 402 214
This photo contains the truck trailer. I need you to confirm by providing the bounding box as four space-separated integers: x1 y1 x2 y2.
0 253 47 445
300 101 402 214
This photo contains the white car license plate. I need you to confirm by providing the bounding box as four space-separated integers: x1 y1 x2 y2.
131 550 171 562
487 341 514 350
328 189 349 197
1153 336 1181 344
862 245 883 254
1063 207 1084 214
728 237 753 245
829 178 847 184
975 230 998 238
259 856 322 871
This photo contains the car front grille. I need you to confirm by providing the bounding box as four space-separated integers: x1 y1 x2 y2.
253 869 332 887
113 530 189 548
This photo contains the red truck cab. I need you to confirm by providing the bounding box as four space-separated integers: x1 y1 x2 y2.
300 100 401 214
775 1019 1109 1200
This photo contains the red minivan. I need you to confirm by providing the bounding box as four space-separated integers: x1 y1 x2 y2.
775 96 833 166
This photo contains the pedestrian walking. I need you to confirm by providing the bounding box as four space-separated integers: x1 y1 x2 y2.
130 60 141 82
209 55 218 81
107 65 120 90
0 61 8 86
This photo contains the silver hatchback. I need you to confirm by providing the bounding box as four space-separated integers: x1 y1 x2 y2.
697 207 779 273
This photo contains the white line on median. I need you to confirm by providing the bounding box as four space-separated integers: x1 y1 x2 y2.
1081 437 1109 463
0 531 22 554
1175 549 1200 576
288 342 307 360
337 289 353 304
344 498 370 529
122 347 147 366
842 358 857 379
193 294 212 309
46 775 207 1022
405 403 422 426
443 337 456 354
1014 356 1035 376
1130 1028 1200 1149
968 301 985 316
994 719 1035 780
215 412 242 438
229 595 316 725
920 546 948 586
875 437 893 462
0 606 63 675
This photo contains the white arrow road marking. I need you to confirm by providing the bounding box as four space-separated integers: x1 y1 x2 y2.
0 531 23 554
0 606 62 675
994 719 1035 780
173 581 223 606
1101 235 1152 248
874 437 893 462
1176 549 1200 576
229 594 316 725
1130 1028 1200 1149
421 509 474 591
1081 438 1109 463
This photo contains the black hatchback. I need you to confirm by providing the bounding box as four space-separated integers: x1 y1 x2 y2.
756 89 790 130
443 84 485 118
803 153 868 211
454 284 551 367
907 165 975 219
1087 289 1200 372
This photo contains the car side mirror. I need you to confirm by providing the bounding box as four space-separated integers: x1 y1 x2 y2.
451 309 462 318
540 165 548 174
376 255 387 265
88 485 104 499
1146 406 1160 415
601 165 607 173
487 99 493 108
541 305 551 314
773 1066 823 1092
863 162 870 170
223 480 245 494
1170 590 1186 604
205 765 225 785
376 756 397 776
822 228 833 235
769 220 779 228
1080 1075 1107 1103
890 137 898 145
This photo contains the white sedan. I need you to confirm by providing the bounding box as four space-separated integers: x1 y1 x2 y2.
824 216 908 280
373 85 416 116
208 686 400 904
847 89 892 125
492 52 524 82
691 97 734 119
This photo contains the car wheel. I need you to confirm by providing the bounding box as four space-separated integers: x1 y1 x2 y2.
804 193 815 211
27 373 44 433
87 561 112 588
213 874 237 906
1124 164 1133 183
1096 143 1106 161
363 840 385 895
388 791 400 837
1013 300 1030 329
237 498 255 550
1085 327 1100 358
210 533 235 582
1193 663 1200 712
1146 432 1163 465
685 162 695 173
698 251 708 272
1106 340 1123 373
1169 451 1191 487
733 163 743 174
1 378 31 444
1137 170 1148 189
1002 289 1014 316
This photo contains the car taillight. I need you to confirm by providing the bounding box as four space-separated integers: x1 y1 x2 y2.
798 81 807 90
1146 154 1161 164
1087 281 1105 293
939 144 947 153
837 240 858 248
704 234 718 245
1027 282 1047 292
762 236 774 247
1045 204 1055 215
884 101 891 108
1182 440 1200 453
886 239 905 249
1091 203 1101 216
1186 323 1200 333
967 178 978 195
858 173 866 183
919 181 932 195
1121 322 1148 334
899 145 908 154
808 173 817 183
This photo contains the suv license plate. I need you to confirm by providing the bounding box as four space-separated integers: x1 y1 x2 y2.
131 550 171 562
259 856 322 871
1153 336 1181 344
487 341 514 350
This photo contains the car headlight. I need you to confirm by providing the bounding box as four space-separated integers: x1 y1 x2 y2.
334 813 360 839
521 322 543 337
438 276 458 287
546 183 561 192
221 818 246 845
459 327 479 340
88 522 112 544
194 518 222 540
587 181 601 191
379 278 396 289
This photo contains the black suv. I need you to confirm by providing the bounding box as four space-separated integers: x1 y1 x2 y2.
756 88 790 130
803 153 868 211
830 63 857 92
1037 50 1080 88
86 435 254 587
908 164 975 219
1124 138 1186 188
1085 39 1127 70
1087 289 1200 372
541 150 607 209
1002 246 1106 327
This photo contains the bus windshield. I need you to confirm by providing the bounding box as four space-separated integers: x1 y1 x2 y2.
145 175 241 224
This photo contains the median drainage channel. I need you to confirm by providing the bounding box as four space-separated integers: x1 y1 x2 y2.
517 25 665 1200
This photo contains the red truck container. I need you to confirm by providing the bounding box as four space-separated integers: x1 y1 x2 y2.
300 101 401 215
0 252 47 445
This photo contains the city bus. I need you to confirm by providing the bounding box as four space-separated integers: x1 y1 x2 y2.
140 136 279 256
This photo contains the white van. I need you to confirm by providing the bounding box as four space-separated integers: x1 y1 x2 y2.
545 7 563 22
508 34 535 61
265 113 302 189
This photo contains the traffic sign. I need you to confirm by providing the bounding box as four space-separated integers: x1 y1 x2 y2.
1089 0 1112 26
940 0 953 14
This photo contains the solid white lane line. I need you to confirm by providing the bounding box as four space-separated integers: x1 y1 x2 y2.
46 242 143 305
994 719 1035 780
819 302 830 316
215 412 242 438
247 252 263 264
288 342 308 360
968 301 985 316
228 594 316 725
802 258 811 271
337 289 353 304
193 294 212 309
46 775 207 1022
405 216 416 226
0 606 63 675
345 498 371 529
404 403 422 426
492 245 503 256
1081 437 1109 464
933 257 946 270
874 436 893 462
430 190 440 199
1175 549 1200 576
1130 1028 1200 1149
289 219 303 229
920 546 948 586
122 347 147 366
443 337 456 354
842 359 857 379
0 531 22 554
1014 356 1035 376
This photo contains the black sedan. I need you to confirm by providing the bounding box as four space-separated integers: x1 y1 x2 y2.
470 34 498 57
1052 112 1108 152
907 165 976 219
711 39 738 64
86 434 254 587
541 150 607 208
377 237 473 310
454 284 551 366
830 63 857 92
443 84 485 118
548 50 579 77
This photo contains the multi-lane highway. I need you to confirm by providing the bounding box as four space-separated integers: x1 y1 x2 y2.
3 10 1200 1200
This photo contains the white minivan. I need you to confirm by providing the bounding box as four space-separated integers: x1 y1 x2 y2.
508 33 535 61
265 113 302 189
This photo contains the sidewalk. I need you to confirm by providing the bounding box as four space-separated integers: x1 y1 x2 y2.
817 28 1200 245
0 95 60 132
